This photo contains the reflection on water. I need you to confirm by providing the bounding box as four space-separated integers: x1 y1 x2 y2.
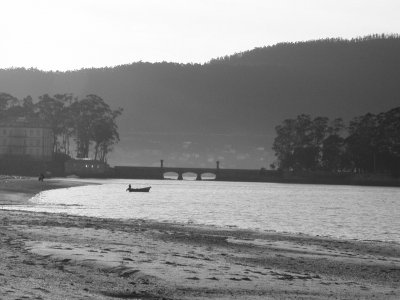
3 179 400 243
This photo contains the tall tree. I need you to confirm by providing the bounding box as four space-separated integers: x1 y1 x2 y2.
375 107 400 176
321 118 346 171
0 93 19 116
35 94 68 154
70 94 122 160
345 113 379 172
91 106 122 162
273 114 331 171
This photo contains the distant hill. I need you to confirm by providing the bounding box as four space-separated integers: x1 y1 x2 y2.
1 34 400 168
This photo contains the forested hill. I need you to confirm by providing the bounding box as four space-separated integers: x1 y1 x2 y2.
210 34 400 69
1 35 399 168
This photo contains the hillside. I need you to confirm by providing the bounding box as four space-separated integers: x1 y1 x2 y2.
1 35 399 168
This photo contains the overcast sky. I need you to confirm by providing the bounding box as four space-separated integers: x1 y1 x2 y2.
1 0 399 71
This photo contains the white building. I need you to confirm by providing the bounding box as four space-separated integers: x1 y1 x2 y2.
65 158 109 176
0 117 53 161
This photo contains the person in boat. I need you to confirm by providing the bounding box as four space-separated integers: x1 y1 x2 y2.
126 184 132 191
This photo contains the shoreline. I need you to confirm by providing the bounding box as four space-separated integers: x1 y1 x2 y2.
0 176 95 205
1 178 400 299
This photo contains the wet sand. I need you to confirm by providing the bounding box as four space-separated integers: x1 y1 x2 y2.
1 177 399 299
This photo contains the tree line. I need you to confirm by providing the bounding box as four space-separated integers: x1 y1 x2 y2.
1 35 399 168
0 92 122 163
2 34 399 137
272 106 400 177
210 34 400 67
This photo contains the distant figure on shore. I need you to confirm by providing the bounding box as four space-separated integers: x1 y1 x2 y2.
126 184 131 191
38 173 45 182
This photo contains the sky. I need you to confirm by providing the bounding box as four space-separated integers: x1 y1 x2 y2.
1 0 400 71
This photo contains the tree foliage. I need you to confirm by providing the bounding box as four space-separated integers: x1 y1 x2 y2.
0 93 122 162
273 115 335 171
69 94 122 160
273 107 400 177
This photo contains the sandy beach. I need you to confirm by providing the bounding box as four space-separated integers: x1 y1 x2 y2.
1 178 399 299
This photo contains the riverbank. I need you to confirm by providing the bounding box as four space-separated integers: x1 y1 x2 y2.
113 167 400 187
1 178 399 299
0 176 92 205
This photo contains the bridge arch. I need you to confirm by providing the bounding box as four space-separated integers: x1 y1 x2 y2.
181 172 199 180
200 172 216 180
161 167 219 180
163 171 179 180
163 171 201 180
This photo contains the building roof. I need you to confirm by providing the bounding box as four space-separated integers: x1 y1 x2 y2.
0 116 51 128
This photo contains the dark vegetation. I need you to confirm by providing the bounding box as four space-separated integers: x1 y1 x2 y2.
0 93 122 162
0 34 399 168
272 106 400 177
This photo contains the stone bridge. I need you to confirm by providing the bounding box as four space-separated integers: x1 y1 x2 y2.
114 160 221 180
162 167 218 180
113 160 277 182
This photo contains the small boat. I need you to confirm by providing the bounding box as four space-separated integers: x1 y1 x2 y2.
127 186 151 192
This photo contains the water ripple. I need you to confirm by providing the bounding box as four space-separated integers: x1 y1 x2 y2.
4 179 400 243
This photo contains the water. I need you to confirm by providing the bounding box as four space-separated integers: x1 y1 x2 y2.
3 179 400 243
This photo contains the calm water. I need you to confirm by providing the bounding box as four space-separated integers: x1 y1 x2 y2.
3 179 400 243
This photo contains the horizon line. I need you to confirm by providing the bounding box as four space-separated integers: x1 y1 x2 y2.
1 33 397 73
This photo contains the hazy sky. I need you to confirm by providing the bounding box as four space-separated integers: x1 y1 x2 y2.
1 0 399 71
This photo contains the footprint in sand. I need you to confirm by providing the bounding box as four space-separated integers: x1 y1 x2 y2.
22 260 35 265
114 250 131 253
119 269 140 278
164 261 187 267
229 277 252 281
33 287 50 293
206 277 219 280
122 257 134 261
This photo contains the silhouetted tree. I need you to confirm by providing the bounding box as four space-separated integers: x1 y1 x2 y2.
345 113 379 172
70 94 122 160
273 115 331 171
36 94 69 154
0 93 19 116
273 107 400 176
0 92 122 162
321 118 346 171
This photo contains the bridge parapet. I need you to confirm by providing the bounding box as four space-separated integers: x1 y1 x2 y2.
114 165 277 182
163 167 218 180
